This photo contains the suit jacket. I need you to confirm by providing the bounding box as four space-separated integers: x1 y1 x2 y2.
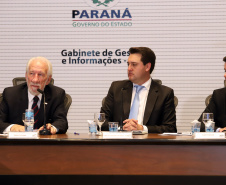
101 80 177 133
198 88 226 132
0 83 68 133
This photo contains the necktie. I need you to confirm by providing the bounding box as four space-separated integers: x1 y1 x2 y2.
129 85 144 119
32 96 39 129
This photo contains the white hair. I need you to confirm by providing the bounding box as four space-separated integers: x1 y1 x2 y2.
26 56 52 77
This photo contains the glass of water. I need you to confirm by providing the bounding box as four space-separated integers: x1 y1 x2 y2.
202 113 214 132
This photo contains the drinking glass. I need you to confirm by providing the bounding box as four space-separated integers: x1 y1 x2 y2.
202 113 214 132
202 113 214 124
94 113 105 135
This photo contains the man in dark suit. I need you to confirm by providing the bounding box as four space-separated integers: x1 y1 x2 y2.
198 56 226 132
0 57 68 134
101 47 177 133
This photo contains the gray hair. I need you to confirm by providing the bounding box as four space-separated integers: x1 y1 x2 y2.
26 57 52 77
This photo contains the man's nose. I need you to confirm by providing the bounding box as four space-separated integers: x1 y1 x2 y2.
31 74 39 83
128 64 132 71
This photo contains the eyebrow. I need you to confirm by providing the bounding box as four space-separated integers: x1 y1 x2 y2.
127 61 138 64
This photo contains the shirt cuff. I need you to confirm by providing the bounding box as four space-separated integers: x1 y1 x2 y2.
3 124 14 133
51 125 59 133
142 125 148 133
216 128 220 132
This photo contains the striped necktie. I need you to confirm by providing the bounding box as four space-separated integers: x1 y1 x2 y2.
32 96 39 129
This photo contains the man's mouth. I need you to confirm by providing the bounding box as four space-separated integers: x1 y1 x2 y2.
31 84 40 89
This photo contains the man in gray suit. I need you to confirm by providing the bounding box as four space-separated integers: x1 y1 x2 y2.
0 57 68 134
101 47 177 133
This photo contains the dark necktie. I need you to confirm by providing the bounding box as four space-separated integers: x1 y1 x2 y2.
32 96 39 129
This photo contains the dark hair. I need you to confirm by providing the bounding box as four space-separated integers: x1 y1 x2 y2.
223 56 226 62
129 47 156 74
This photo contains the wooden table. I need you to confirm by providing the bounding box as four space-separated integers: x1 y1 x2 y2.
0 133 226 185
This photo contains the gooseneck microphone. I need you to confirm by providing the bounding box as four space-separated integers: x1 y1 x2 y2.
37 88 51 135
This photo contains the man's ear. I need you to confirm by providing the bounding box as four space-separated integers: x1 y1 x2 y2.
46 75 52 85
145 63 151 72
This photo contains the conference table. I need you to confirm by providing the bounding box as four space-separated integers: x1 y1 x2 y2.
1 132 226 185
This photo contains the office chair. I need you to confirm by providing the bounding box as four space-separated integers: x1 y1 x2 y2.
205 80 226 106
11 77 72 113
205 94 212 106
0 93 2 104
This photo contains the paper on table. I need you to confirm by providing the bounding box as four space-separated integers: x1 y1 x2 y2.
132 130 148 135
0 133 8 137
161 132 192 136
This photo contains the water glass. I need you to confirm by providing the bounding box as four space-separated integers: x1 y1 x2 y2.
202 113 214 132
191 121 201 134
94 113 105 135
109 122 118 132
87 120 97 134
205 121 215 132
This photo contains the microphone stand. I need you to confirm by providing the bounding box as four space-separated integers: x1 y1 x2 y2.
119 88 125 131
37 89 51 135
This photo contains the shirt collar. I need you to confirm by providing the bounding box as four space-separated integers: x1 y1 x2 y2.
132 77 152 91
28 90 42 102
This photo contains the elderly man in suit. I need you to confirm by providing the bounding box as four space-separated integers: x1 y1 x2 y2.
101 47 177 133
0 57 68 134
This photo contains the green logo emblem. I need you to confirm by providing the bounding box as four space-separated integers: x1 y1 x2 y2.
92 0 114 7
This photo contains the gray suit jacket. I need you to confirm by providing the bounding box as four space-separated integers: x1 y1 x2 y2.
101 80 177 133
0 83 68 133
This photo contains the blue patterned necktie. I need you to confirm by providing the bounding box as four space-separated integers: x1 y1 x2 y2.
129 85 144 119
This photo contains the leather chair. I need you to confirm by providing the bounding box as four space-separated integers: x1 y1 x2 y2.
205 94 212 106
0 93 2 104
205 80 226 106
11 77 72 114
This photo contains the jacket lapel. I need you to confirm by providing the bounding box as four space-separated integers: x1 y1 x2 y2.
143 81 159 125
122 81 133 120
20 84 29 112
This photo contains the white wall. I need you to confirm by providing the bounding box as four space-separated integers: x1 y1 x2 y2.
0 0 226 133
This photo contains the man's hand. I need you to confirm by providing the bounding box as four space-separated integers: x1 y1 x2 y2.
10 124 25 132
123 119 143 131
39 123 57 135
219 127 226 132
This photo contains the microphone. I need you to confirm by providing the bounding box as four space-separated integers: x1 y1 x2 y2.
37 88 51 135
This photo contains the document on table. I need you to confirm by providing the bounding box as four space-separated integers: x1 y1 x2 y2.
160 132 192 136
0 133 8 137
